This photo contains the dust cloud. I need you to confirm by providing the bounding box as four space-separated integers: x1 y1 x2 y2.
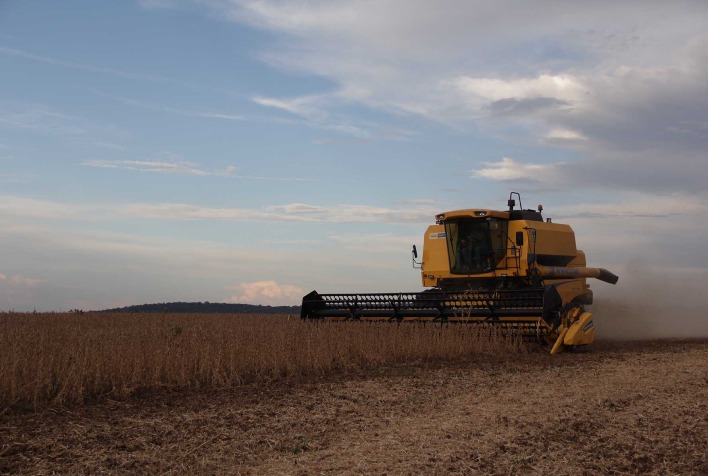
590 261 708 340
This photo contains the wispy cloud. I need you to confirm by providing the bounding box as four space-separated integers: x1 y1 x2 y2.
195 112 246 121
0 101 128 150
0 193 437 224
262 238 321 245
252 93 373 139
0 102 85 135
0 45 182 85
252 93 417 141
137 0 180 9
7 191 695 231
93 90 248 122
82 156 233 176
82 153 312 181
252 94 326 120
121 201 435 223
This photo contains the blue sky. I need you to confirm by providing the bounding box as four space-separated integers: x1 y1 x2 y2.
1 0 707 311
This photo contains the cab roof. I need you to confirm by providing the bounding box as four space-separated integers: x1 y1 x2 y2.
436 209 543 223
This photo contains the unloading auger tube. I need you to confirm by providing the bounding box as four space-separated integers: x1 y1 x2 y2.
300 192 618 354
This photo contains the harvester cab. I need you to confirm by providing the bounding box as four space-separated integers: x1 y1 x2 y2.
301 193 618 354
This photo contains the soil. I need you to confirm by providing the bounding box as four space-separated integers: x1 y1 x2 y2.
1 339 706 475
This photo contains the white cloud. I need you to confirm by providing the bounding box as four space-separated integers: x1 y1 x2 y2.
450 74 585 109
543 128 587 142
194 112 246 121
226 280 305 306
471 157 562 182
252 94 325 119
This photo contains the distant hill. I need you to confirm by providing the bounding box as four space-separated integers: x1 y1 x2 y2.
103 302 300 314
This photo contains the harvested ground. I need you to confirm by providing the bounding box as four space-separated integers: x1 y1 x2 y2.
1 339 706 475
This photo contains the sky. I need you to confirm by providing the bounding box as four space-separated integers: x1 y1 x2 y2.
1 0 707 311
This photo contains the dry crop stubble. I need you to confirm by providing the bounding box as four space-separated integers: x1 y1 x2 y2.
2 339 704 475
0 312 527 409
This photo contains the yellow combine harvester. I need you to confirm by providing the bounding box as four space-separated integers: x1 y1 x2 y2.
301 193 618 354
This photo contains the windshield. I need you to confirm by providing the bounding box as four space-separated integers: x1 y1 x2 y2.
445 218 508 274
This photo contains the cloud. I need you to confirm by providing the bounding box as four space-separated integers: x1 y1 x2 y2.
82 154 310 180
486 97 570 118
0 102 85 135
471 157 562 182
252 94 397 141
252 94 326 120
451 74 585 109
0 273 42 287
541 128 587 144
394 198 443 206
0 194 106 221
121 201 435 223
265 203 327 215
195 112 246 121
226 280 305 305
204 1 708 196
0 193 437 224
92 90 248 122
0 101 129 151
82 157 230 176
0 45 180 85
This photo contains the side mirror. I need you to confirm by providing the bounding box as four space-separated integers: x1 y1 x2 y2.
515 231 524 246
411 245 421 269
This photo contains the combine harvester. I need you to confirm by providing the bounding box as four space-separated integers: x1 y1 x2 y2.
301 193 618 354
